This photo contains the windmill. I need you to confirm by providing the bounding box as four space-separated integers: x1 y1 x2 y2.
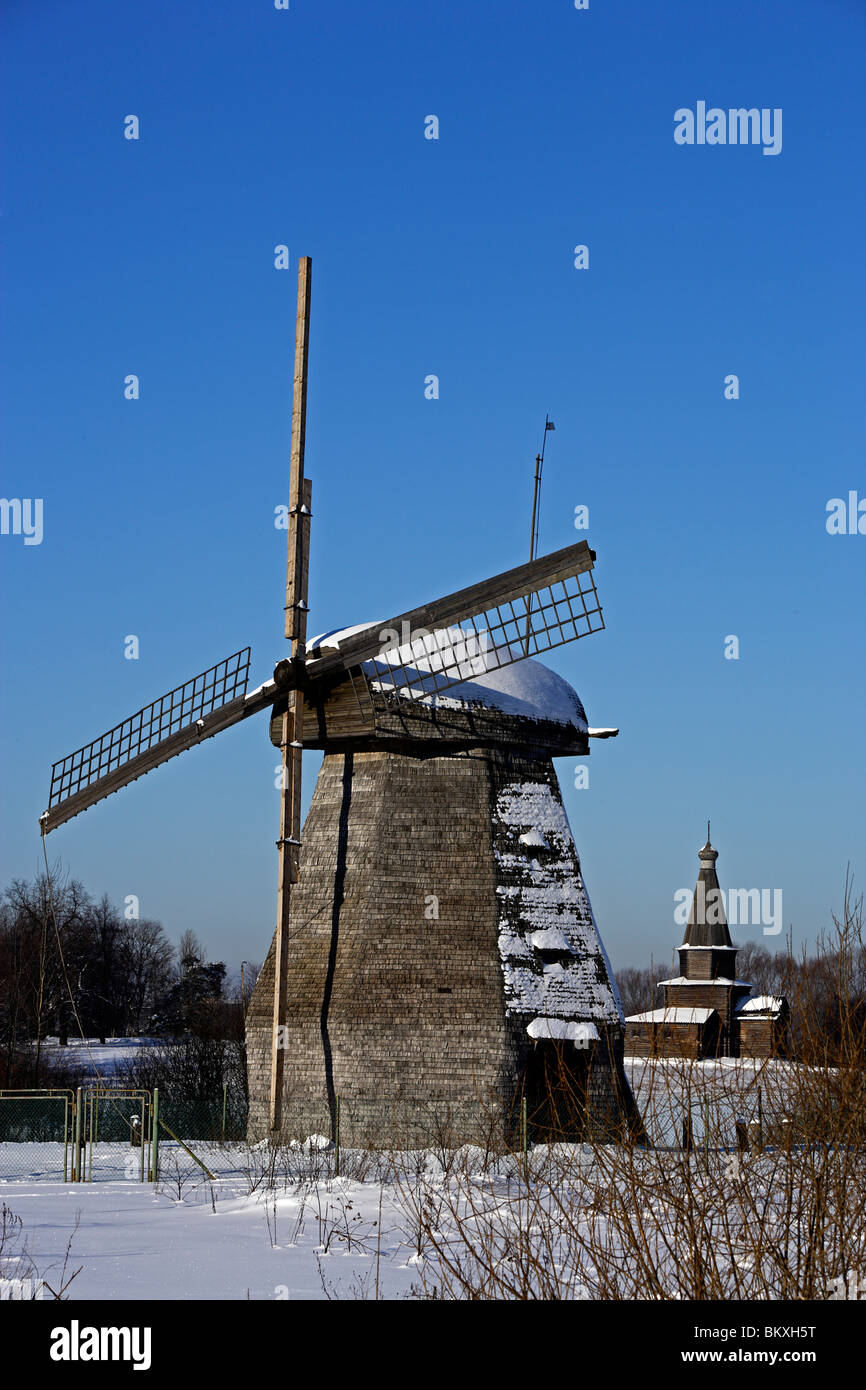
40 258 635 1143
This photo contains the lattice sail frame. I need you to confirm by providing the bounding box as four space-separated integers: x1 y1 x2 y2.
41 543 607 831
47 649 251 811
361 566 603 702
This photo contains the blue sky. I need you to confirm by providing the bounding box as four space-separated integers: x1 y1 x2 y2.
2 0 864 977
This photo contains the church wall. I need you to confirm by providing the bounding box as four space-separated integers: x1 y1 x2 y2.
738 1016 787 1058
662 983 734 1014
680 950 713 981
625 1021 707 1060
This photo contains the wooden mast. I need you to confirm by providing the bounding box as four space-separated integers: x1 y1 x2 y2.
270 256 312 1134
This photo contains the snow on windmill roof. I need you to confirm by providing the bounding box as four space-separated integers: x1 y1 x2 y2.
529 927 573 953
493 777 622 1026
527 1017 600 1044
308 623 382 652
308 623 589 728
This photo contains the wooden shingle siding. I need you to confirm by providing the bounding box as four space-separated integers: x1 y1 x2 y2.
246 744 637 1146
270 675 590 755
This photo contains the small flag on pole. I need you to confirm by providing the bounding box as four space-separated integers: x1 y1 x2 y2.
545 420 555 431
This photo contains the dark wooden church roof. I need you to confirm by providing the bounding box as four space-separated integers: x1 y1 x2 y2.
682 836 734 949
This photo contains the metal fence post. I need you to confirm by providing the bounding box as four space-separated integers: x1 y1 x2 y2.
139 1095 146 1183
334 1095 341 1177
151 1087 159 1184
221 1083 227 1143
735 1114 749 1152
681 1111 693 1151
748 1085 764 1155
73 1087 83 1181
757 1085 763 1147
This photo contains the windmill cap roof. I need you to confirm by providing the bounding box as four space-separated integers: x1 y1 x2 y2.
309 623 590 729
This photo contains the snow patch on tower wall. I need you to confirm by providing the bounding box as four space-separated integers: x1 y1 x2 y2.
493 779 623 1026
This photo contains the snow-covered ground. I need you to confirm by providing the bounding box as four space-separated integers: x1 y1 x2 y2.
625 1057 797 1146
0 1060 850 1301
36 1037 160 1079
0 1145 516 1301
3 1133 859 1302
1 1169 425 1300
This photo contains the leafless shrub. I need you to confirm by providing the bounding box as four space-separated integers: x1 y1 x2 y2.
397 883 866 1300
0 1201 82 1300
156 1151 203 1203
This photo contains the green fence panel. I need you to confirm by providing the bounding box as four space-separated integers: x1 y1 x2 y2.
0 1088 249 1184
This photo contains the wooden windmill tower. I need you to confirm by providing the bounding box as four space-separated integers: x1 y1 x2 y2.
40 259 637 1144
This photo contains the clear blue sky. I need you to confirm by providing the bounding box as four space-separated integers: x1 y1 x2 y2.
2 0 864 978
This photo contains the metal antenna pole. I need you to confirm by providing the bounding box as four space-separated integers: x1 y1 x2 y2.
530 414 553 564
529 457 542 566
525 415 554 654
270 256 312 1135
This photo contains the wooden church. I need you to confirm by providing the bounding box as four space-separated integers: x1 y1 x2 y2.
624 834 789 1060
245 631 643 1147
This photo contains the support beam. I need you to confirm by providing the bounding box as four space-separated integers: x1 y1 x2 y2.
270 257 312 1135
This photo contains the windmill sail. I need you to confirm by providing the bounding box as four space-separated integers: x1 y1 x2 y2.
40 649 270 833
305 540 604 702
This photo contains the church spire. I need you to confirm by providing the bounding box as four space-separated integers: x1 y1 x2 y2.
682 828 733 949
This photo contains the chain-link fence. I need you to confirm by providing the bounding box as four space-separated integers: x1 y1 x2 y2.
149 1092 250 1192
0 1091 74 1181
0 1088 249 1185
623 1060 798 1153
